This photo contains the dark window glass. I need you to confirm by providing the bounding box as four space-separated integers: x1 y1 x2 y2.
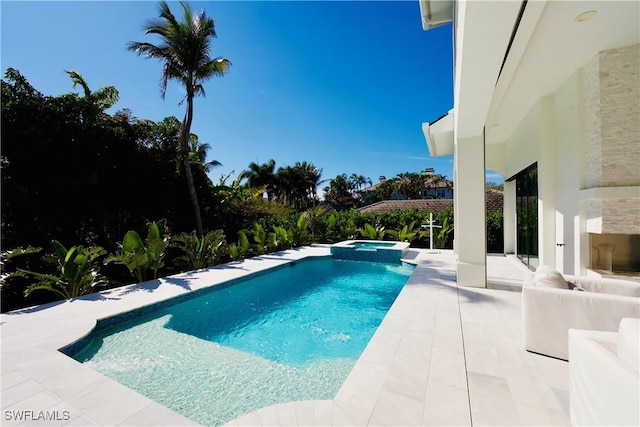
515 164 538 270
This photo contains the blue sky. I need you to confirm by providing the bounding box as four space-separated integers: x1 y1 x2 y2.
1 1 486 190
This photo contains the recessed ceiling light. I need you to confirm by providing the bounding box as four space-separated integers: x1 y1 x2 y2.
575 10 597 23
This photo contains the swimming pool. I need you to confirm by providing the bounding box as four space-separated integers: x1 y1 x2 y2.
71 257 413 426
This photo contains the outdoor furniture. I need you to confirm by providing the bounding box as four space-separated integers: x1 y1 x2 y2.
569 318 639 426
522 265 640 360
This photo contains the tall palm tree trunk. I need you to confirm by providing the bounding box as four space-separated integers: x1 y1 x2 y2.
180 93 204 236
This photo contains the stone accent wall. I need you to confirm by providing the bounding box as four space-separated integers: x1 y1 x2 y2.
584 197 640 235
584 54 602 188
583 43 640 188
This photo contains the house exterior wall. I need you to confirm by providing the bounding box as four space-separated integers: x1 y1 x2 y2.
581 43 640 246
495 43 640 275
584 43 640 188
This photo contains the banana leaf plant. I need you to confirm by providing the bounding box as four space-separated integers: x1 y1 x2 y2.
359 223 388 240
434 216 454 249
388 221 427 243
292 214 311 247
21 240 107 300
251 223 267 255
172 230 226 271
325 214 358 243
272 225 293 251
228 230 250 261
110 219 168 282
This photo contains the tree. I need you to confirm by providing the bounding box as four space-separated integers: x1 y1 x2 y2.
127 1 231 236
64 70 119 124
241 159 277 199
295 161 322 205
324 174 358 210
188 134 221 173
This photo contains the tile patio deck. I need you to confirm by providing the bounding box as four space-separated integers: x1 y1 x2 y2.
1 247 570 426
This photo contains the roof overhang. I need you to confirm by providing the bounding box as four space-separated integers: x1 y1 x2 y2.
419 0 454 31
422 109 454 157
484 0 640 145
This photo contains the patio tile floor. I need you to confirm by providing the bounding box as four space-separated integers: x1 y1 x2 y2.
1 248 569 426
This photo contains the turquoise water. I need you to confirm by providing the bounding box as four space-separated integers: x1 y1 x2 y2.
74 258 413 426
349 241 396 249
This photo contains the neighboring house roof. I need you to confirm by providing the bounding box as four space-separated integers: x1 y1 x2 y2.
358 190 503 213
359 182 382 193
359 199 454 214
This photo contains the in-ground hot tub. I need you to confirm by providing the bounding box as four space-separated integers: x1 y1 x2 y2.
330 240 410 263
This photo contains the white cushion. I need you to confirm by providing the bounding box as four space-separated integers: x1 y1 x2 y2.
534 266 568 289
618 318 640 373
569 328 640 426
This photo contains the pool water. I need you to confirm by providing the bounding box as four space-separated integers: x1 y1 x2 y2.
349 241 396 249
73 258 413 426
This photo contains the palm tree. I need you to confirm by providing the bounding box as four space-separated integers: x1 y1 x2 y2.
188 134 221 173
127 1 231 236
295 161 322 205
349 173 371 191
241 159 277 199
64 70 119 123
275 166 296 208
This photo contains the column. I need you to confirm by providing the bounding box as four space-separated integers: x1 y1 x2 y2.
455 135 487 287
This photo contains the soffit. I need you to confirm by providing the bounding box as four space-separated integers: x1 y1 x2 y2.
454 0 524 139
419 0 454 31
485 1 640 145
423 109 454 157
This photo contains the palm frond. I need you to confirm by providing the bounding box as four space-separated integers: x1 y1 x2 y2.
64 70 91 98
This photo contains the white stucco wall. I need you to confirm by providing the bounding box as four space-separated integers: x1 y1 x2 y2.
497 70 586 274
494 43 639 275
552 70 584 274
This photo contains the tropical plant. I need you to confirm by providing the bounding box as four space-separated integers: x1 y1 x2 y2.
250 223 268 255
434 215 454 249
172 229 226 270
0 246 57 312
323 174 359 209
486 210 504 253
325 213 358 243
359 223 388 240
19 241 107 300
303 207 327 242
292 214 311 246
228 230 250 261
127 0 231 236
388 221 426 243
188 134 221 173
241 159 277 200
110 219 169 282
296 161 322 206
272 226 294 251
64 70 119 124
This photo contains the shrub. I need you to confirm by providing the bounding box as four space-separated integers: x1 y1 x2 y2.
109 219 169 282
486 210 504 253
171 230 227 270
20 241 108 300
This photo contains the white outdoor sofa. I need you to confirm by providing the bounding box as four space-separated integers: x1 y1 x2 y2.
569 318 639 426
522 265 640 360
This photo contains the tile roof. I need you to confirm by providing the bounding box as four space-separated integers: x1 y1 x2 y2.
358 190 503 213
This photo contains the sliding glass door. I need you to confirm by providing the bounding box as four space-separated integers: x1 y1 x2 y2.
515 163 538 270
